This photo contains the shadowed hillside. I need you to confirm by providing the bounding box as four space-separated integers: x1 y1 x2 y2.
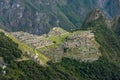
0 0 120 34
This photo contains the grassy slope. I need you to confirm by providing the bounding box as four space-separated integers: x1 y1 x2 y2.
0 29 49 66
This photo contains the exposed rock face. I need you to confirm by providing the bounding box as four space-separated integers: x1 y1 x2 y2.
12 27 101 62
0 0 120 34
96 0 108 8
0 0 74 34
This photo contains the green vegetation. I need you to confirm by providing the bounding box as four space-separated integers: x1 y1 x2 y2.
1 0 120 35
0 30 49 65
0 32 21 63
2 57 120 80
111 17 120 35
82 15 120 67
48 33 70 48
0 11 120 79
58 0 95 28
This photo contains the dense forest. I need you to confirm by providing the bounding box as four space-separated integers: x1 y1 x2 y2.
0 32 21 63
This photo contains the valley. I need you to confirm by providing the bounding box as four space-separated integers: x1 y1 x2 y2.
0 0 120 34
0 0 120 79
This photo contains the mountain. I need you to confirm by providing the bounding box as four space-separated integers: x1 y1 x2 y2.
110 16 120 35
0 8 120 79
0 0 120 79
0 0 120 34
82 8 120 67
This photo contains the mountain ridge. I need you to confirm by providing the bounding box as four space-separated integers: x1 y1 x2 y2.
0 0 120 34
0 8 120 79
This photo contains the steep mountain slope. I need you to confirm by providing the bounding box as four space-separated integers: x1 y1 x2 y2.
0 29 49 66
82 8 120 67
0 32 21 63
0 9 120 79
110 16 120 35
0 0 120 34
102 0 120 17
